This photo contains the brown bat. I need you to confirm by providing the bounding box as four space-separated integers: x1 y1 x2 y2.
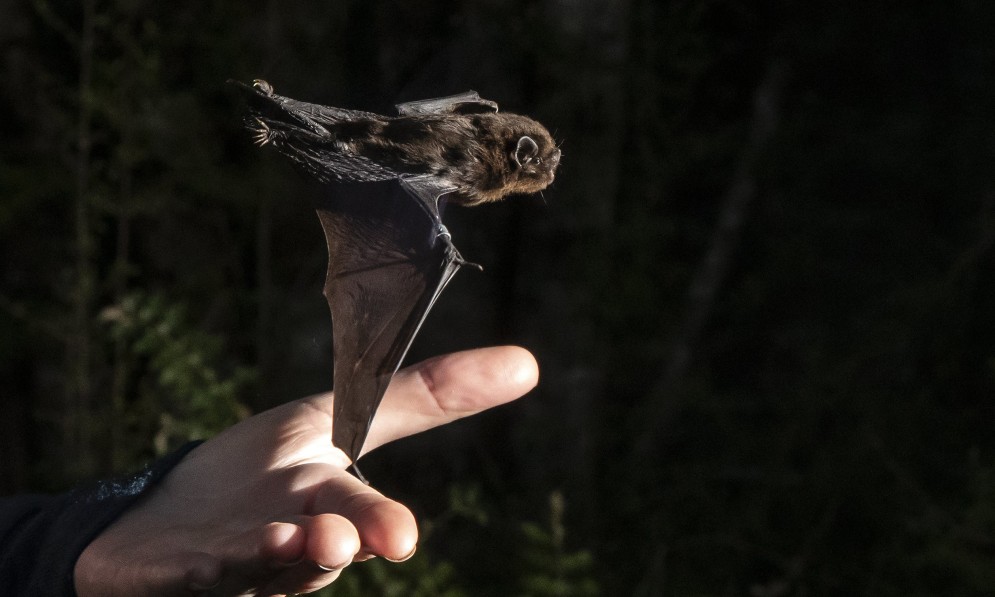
234 79 559 476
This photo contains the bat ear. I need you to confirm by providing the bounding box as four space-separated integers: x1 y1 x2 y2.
515 135 540 167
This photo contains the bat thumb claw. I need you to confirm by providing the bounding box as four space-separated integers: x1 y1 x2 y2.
458 257 483 271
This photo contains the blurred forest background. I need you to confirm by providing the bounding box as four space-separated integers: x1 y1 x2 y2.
2 1 995 595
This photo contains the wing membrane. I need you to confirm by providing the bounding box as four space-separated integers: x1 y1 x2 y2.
316 180 462 462
396 90 498 116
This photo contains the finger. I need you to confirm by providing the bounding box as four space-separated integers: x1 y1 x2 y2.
255 514 360 596
310 472 418 562
259 521 308 566
175 521 303 597
362 345 539 453
198 517 352 596
210 521 306 571
257 566 342 597
303 513 362 569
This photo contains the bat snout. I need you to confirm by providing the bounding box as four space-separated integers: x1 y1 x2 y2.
549 147 562 169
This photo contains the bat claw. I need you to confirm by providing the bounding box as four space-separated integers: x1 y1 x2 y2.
461 260 484 271
251 117 272 146
252 79 274 95
456 255 483 271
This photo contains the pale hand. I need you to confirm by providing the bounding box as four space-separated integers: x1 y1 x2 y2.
74 346 538 596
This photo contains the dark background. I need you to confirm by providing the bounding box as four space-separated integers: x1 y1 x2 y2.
2 1 994 595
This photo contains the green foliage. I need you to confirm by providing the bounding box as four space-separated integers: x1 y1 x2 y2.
318 484 486 596
516 492 599 597
315 487 597 597
101 292 252 461
318 551 465 597
431 483 491 531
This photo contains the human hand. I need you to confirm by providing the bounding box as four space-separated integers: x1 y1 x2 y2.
73 346 538 596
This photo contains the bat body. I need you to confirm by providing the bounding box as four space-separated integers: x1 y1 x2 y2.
234 79 559 467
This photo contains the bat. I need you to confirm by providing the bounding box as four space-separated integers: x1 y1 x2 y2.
233 79 560 474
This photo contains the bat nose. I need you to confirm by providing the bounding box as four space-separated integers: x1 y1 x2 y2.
550 148 562 168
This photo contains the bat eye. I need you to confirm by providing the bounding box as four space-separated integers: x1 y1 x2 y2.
515 135 540 167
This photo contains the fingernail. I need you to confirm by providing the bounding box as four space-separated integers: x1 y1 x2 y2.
384 544 417 563
315 562 340 572
353 552 378 562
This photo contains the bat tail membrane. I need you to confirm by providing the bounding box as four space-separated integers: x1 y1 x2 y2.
233 79 400 184
233 79 382 130
230 79 329 137
232 78 384 142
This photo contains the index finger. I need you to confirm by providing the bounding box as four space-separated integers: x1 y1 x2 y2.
362 345 538 455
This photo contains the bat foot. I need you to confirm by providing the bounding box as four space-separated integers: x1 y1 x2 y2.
251 117 273 146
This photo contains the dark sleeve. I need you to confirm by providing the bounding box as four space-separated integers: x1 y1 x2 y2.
0 441 203 596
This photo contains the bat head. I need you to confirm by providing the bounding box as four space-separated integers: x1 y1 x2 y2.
456 113 560 205
500 114 560 198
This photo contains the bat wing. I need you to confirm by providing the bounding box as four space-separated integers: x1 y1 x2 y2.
396 91 499 116
317 176 468 463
